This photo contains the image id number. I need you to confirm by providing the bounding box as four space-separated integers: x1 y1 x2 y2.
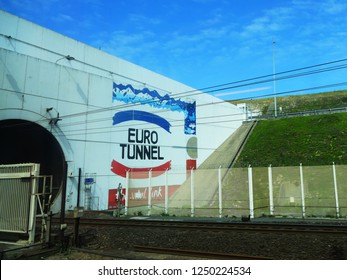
192 266 251 276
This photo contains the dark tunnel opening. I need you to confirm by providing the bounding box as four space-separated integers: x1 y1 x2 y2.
0 119 65 202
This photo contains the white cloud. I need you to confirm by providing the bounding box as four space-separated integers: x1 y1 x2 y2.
321 0 347 14
53 13 73 23
4 0 60 13
128 14 161 26
240 6 294 38
215 87 271 97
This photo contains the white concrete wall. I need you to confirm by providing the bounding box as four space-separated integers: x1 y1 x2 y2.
0 10 243 211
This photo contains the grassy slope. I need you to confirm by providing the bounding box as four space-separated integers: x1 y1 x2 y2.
230 90 347 115
234 113 347 167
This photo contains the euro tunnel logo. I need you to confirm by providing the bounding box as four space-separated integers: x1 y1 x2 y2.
110 83 197 179
110 110 171 179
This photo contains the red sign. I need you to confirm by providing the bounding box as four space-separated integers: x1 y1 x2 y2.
107 185 179 209
108 188 126 210
186 159 196 178
111 160 171 179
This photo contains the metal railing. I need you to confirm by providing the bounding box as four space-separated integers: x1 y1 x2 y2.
116 164 347 219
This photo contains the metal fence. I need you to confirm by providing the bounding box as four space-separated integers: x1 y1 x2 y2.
0 163 53 245
252 106 347 120
121 164 347 219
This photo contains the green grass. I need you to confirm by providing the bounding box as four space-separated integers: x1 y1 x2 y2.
230 90 347 115
234 113 347 167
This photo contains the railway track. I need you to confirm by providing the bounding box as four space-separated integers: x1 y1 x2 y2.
55 217 347 235
133 245 271 260
25 217 346 260
0 244 60 260
61 245 271 260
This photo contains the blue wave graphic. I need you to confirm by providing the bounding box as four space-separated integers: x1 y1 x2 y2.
112 83 196 135
112 110 171 133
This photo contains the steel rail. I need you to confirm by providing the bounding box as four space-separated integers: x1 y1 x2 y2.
133 245 271 260
54 217 347 235
66 246 271 260
69 247 132 260
1 246 60 260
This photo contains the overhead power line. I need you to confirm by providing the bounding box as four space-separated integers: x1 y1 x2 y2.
2 32 347 118
174 58 347 97
1 63 347 136
2 32 347 135
53 59 347 120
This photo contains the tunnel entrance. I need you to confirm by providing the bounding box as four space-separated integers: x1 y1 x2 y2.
0 119 65 202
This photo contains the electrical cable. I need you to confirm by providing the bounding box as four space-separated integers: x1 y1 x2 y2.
1 76 347 136
2 32 347 122
2 32 347 137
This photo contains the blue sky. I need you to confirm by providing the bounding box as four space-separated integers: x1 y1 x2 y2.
1 0 347 100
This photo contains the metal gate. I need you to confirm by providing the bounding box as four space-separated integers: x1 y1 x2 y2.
0 163 52 245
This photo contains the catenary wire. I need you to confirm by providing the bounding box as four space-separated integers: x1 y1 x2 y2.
1 32 347 132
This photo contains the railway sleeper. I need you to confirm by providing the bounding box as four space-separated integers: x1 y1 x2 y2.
78 229 98 246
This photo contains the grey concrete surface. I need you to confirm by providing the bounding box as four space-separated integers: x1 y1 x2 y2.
169 121 257 209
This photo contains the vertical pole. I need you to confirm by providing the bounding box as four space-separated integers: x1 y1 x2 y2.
272 39 277 118
218 166 223 218
60 162 68 250
190 168 195 217
28 163 40 245
245 104 248 121
77 168 81 207
74 168 82 247
117 183 122 217
148 169 152 216
125 170 129 216
248 165 254 218
249 102 253 120
165 169 169 215
268 165 274 216
299 163 306 218
332 163 340 218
